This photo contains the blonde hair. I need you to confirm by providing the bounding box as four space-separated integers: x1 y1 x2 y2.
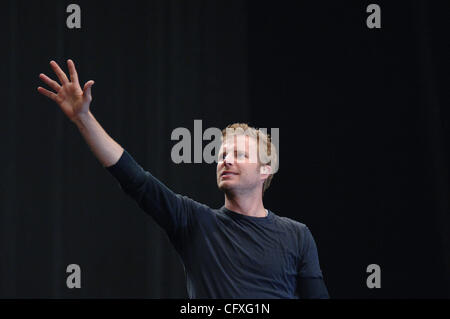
221 123 278 195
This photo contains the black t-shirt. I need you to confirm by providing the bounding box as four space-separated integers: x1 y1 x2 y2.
106 150 329 299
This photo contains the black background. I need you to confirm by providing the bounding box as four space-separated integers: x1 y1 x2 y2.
1 0 449 298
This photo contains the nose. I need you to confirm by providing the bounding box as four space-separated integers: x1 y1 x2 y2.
223 153 234 166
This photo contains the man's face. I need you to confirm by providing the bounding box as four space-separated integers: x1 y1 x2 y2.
216 135 267 195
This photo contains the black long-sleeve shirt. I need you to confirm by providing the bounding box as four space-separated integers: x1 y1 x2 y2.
106 150 329 299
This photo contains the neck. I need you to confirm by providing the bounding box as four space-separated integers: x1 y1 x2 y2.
224 189 266 218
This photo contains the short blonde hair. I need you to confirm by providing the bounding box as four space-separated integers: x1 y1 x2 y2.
221 123 278 195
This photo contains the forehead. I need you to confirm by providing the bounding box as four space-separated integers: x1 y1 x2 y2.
220 135 258 151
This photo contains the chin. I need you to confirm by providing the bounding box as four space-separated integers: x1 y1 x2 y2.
218 181 234 192
218 181 228 190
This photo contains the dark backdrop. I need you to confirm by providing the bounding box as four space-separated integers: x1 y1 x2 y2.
1 0 449 298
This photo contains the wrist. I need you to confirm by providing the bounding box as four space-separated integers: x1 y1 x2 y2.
72 111 92 128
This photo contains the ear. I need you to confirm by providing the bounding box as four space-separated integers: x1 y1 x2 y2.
259 164 272 178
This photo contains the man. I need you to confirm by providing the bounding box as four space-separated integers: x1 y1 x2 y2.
37 59 329 298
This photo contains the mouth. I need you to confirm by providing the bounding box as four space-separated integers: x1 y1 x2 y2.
220 171 239 178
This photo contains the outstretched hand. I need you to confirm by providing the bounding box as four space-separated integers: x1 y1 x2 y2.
38 59 95 122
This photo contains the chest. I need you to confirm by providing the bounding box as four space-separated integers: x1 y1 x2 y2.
192 219 300 279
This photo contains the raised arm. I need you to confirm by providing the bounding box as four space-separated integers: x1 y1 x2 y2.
38 59 123 167
38 59 202 246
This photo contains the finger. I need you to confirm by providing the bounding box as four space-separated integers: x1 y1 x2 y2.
37 86 57 101
67 59 79 84
49 60 69 84
39 73 61 92
83 80 95 100
83 80 95 91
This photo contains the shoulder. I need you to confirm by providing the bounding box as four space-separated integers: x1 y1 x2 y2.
271 211 309 234
179 194 212 211
178 195 222 226
270 212 313 249
178 195 219 221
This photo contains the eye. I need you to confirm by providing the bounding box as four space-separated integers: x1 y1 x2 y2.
236 151 247 159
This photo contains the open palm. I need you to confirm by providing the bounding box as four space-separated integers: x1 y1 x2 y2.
38 59 95 122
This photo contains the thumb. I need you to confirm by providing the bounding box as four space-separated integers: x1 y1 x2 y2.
83 80 95 101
